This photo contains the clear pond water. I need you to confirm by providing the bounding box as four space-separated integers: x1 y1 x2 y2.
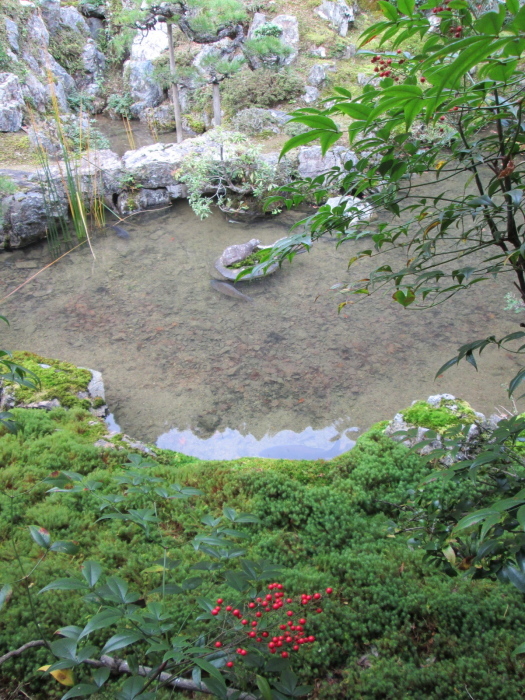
0 198 521 458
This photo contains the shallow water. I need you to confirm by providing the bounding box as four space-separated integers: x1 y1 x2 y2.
0 197 521 458
94 116 181 157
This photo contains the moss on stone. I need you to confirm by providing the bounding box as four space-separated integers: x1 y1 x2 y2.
8 351 93 409
0 133 39 168
401 398 477 432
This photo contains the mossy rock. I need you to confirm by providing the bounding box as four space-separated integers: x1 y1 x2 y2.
6 351 93 409
401 398 478 432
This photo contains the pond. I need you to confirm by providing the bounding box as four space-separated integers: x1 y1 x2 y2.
0 197 520 459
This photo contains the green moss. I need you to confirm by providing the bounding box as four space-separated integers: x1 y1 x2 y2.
49 27 86 75
227 251 265 269
184 114 207 134
0 133 39 168
7 351 92 409
401 399 477 431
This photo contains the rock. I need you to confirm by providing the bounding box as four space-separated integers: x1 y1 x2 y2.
117 187 171 215
94 439 116 449
85 17 105 42
325 194 374 223
131 24 168 61
271 15 299 64
48 55 76 95
357 73 379 87
5 19 19 53
247 12 268 38
222 239 262 266
315 0 355 36
343 43 357 58
121 434 155 454
297 145 358 178
86 368 105 400
167 183 188 199
27 12 50 47
21 73 49 113
308 64 328 87
0 73 25 132
310 46 327 58
39 0 61 34
126 60 164 118
3 187 68 249
302 86 320 103
59 6 90 35
22 399 62 410
82 38 106 75
79 1 106 19
140 103 176 132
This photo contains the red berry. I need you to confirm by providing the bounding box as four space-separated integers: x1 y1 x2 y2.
286 611 293 617
269 647 276 653
293 644 300 651
420 77 426 83
286 598 293 603
241 649 247 656
325 588 333 595
256 612 262 618
262 632 269 638
313 593 321 600
277 584 284 590
249 631 257 638
257 637 262 642
251 621 257 627
308 635 316 642
226 661 234 668
241 619 248 625
265 594 272 600
248 602 256 608
281 651 289 658
280 624 287 630
397 49 402 54
226 605 232 611
232 609 240 616
216 598 223 604
316 608 323 613
215 641 222 648
211 610 219 616
299 618 306 624
439 116 445 121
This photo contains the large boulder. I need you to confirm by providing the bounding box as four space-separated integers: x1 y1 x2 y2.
126 60 164 118
79 1 106 19
21 73 49 113
2 187 68 249
59 6 90 36
26 12 50 48
308 64 329 87
315 1 355 36
85 17 105 42
5 19 20 53
130 25 168 61
269 15 299 64
302 86 320 104
117 187 171 215
39 0 61 35
0 73 25 132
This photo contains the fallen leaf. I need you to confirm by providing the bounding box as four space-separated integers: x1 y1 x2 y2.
38 666 75 686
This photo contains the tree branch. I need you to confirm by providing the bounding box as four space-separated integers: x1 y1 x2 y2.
0 642 257 700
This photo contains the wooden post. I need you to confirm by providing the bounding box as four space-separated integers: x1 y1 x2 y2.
212 80 222 126
167 22 183 143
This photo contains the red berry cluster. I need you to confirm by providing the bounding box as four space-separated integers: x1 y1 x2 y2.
432 0 451 11
370 54 405 81
449 25 463 37
213 583 334 667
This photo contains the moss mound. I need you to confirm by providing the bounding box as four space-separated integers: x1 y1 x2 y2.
401 398 478 431
0 402 524 698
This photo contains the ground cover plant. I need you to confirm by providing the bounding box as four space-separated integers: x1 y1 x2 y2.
2 356 525 698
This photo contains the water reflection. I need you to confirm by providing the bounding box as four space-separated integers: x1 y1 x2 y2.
157 423 358 460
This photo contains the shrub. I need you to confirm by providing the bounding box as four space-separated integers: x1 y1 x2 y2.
222 69 304 113
49 26 86 74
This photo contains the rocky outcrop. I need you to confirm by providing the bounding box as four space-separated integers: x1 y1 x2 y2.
315 1 355 36
126 60 164 119
0 73 25 132
0 131 358 249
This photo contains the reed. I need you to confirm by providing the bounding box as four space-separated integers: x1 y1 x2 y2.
123 116 136 150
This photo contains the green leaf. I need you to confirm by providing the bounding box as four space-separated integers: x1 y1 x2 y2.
29 525 51 550
378 0 399 21
81 561 103 588
61 684 99 699
480 512 501 542
513 640 525 655
397 0 415 16
201 676 228 699
101 631 143 654
256 675 273 700
454 509 500 532
280 130 330 159
509 368 525 397
39 579 88 594
507 0 519 13
194 659 227 687
115 676 154 700
78 609 123 640
50 541 80 555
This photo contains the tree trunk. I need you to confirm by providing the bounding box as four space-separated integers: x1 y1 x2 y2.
167 22 183 144
212 81 222 127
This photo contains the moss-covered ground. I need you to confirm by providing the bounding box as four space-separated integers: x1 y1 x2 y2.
1 355 525 698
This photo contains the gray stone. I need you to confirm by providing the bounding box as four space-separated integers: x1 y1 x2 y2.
22 399 61 410
325 194 374 223
126 60 164 118
308 64 328 87
117 187 171 215
39 0 61 34
48 55 76 94
6 189 68 248
27 12 50 47
140 103 176 132
130 24 168 61
271 15 299 64
21 73 49 113
247 12 267 39
302 86 320 103
94 439 117 449
357 73 379 87
315 1 355 36
121 435 155 454
167 184 188 199
297 144 358 178
79 1 106 19
59 6 90 35
0 73 25 132
85 17 105 42
5 19 19 53
82 38 106 75
221 239 262 266
310 46 327 58
86 368 105 400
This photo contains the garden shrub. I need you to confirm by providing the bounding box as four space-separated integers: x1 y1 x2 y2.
222 69 304 114
49 26 86 75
